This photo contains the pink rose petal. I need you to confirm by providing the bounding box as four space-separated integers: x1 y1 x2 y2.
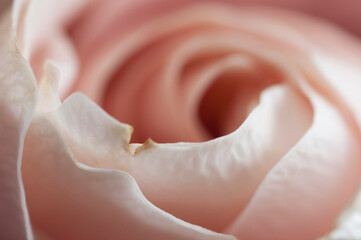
9 0 361 239
22 114 236 240
226 89 361 239
0 4 36 239
42 80 312 231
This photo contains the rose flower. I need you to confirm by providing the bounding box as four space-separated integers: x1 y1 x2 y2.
1 0 361 239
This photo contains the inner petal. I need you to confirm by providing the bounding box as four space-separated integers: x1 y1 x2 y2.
101 30 287 143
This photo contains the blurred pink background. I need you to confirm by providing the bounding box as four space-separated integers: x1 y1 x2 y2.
252 0 361 38
1 0 360 39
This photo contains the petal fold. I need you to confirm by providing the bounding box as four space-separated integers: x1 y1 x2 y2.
22 115 236 240
226 92 361 239
0 3 37 239
42 84 312 231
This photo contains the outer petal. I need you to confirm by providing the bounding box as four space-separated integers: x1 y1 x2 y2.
225 90 361 239
43 82 312 231
22 115 236 240
321 190 361 239
0 3 37 239
265 11 361 237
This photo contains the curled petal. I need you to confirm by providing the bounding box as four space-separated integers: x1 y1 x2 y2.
0 3 37 239
42 80 312 231
129 85 312 231
226 91 361 239
322 193 361 239
22 115 236 240
21 0 90 96
47 93 133 169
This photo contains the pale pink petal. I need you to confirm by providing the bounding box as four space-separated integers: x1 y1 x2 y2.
22 115 236 240
68 3 257 104
237 8 361 130
214 8 361 239
20 1 361 238
21 0 90 96
313 59 361 239
253 0 361 37
60 5 361 237
22 0 90 57
226 89 361 239
309 53 361 131
129 85 311 231
42 81 312 232
72 4 305 142
321 190 361 239
0 3 37 239
30 32 79 97
47 93 133 170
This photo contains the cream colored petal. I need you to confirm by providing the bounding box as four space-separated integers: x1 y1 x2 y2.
46 93 133 169
226 91 361 239
130 85 312 231
22 115 236 240
42 81 311 231
0 2 37 239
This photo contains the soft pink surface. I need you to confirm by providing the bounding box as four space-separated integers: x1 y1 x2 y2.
1 0 361 239
0 7 36 239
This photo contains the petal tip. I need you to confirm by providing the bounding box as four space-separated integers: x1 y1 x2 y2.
134 138 157 155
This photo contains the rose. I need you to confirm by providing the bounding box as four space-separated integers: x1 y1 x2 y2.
3 0 357 238
2 0 361 239
2 0 360 240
